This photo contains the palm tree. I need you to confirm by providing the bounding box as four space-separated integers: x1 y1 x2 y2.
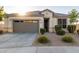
69 9 79 24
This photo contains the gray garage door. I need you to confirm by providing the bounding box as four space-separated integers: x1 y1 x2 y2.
13 20 39 33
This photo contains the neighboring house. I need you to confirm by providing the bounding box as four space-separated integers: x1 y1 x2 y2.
4 9 70 33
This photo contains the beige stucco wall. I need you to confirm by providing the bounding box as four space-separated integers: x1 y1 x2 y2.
41 10 58 32
0 21 4 30
76 18 79 30
51 18 58 32
67 18 70 25
4 18 13 32
49 17 57 32
4 16 70 33
39 17 44 29
4 10 70 33
42 10 53 18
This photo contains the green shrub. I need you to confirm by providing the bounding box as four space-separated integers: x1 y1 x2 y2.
67 25 76 33
0 17 3 21
40 28 46 34
63 25 67 28
77 29 79 35
55 25 62 32
62 35 74 43
56 30 65 35
37 36 49 43
0 30 3 34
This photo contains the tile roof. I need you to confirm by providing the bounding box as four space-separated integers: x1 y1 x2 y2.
6 9 68 19
6 13 18 17
26 9 68 18
25 11 43 17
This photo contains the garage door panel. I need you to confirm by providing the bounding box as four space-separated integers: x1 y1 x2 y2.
13 20 39 33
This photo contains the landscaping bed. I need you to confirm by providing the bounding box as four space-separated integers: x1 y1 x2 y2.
32 34 52 46
32 33 79 46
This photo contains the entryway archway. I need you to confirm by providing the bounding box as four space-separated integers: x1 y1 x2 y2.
44 18 49 32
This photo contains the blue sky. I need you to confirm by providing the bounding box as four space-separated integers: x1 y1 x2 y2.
4 6 79 14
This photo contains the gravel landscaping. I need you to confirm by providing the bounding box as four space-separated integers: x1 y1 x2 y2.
33 33 79 46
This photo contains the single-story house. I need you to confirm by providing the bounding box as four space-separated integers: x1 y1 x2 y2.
3 9 71 33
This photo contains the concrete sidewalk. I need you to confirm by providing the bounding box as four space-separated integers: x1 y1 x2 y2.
0 46 79 53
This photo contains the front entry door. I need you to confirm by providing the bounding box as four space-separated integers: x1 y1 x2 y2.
44 18 49 32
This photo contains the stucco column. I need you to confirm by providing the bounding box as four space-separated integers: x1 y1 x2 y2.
67 18 70 25
49 17 53 32
7 19 13 32
49 18 58 32
39 17 44 32
3 18 7 32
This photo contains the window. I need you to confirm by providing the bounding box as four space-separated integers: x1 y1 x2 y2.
58 19 67 28
14 20 19 22
20 20 23 22
14 20 23 23
14 20 38 23
24 20 38 23
58 19 62 25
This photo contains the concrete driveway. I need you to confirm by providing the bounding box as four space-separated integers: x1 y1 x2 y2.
0 33 37 48
0 33 79 53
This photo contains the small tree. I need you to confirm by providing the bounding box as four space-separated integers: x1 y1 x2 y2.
0 6 5 33
0 6 5 21
68 9 79 24
68 9 79 32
